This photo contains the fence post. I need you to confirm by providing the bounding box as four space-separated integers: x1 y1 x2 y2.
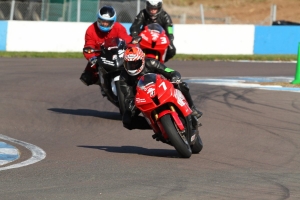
180 13 186 24
77 0 81 22
200 4 205 24
41 0 45 20
292 43 300 84
137 0 140 15
270 4 277 25
225 17 231 24
9 0 16 20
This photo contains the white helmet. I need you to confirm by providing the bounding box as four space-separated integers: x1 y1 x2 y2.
146 0 163 20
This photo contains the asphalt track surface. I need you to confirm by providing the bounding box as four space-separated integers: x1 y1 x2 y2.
0 58 300 200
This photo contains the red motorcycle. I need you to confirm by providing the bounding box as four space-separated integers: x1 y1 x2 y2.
138 23 170 63
135 73 203 158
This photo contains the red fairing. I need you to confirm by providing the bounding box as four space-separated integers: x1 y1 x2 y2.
83 22 132 60
135 73 192 136
138 24 170 63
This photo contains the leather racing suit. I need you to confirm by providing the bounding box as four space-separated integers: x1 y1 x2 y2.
119 58 199 129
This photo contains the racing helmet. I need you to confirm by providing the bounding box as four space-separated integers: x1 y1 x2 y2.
97 6 116 32
146 0 163 20
124 47 145 76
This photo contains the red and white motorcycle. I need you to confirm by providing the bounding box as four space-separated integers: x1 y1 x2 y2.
138 23 170 63
135 73 203 158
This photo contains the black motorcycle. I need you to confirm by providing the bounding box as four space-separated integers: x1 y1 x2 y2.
83 37 126 115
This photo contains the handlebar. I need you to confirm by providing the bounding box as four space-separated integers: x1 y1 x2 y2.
83 47 101 54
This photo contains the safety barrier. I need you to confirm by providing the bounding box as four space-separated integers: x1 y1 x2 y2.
0 21 300 55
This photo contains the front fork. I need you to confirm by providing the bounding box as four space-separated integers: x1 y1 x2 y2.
155 104 186 140
154 104 199 145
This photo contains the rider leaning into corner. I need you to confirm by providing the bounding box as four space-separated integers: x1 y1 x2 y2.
130 0 176 63
119 46 203 130
80 5 133 92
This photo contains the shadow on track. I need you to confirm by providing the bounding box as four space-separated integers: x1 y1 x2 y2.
78 145 180 158
48 108 121 120
48 108 153 130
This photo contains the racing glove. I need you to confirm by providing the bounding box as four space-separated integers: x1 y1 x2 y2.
131 36 142 44
89 56 98 66
171 75 181 84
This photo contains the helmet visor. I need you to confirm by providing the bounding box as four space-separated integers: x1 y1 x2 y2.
125 60 143 71
146 2 162 14
97 18 114 27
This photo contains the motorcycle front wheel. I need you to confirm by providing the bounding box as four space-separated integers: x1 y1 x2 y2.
160 114 192 158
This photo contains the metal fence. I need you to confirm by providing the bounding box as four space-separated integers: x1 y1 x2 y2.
166 4 278 25
0 1 283 25
0 0 145 22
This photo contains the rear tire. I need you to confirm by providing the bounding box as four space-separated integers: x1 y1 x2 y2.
191 134 203 154
160 115 192 158
115 81 125 116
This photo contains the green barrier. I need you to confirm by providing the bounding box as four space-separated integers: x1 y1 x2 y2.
292 43 300 84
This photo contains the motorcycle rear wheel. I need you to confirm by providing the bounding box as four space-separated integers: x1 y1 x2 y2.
191 134 203 154
160 114 192 158
115 81 126 116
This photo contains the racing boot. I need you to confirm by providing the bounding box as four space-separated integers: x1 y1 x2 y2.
101 88 107 97
191 105 203 119
178 82 203 119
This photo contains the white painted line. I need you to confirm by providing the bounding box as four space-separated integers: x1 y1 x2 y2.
183 77 300 93
0 160 11 166
0 148 19 155
0 142 20 166
228 60 296 64
0 134 46 171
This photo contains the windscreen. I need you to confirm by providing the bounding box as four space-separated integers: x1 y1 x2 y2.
137 73 157 90
147 23 164 33
102 37 125 56
103 38 125 50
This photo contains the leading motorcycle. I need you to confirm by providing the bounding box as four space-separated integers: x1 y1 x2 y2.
135 73 203 158
83 37 126 115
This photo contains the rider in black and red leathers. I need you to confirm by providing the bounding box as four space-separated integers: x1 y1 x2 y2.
119 46 202 129
130 0 176 62
80 5 132 87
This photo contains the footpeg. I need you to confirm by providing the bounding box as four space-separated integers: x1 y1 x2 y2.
152 134 157 139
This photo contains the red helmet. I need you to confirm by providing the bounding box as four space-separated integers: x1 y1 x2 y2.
124 47 145 76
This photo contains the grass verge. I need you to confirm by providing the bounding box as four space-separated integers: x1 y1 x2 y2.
0 51 297 61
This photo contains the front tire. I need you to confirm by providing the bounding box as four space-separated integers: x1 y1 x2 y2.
160 115 192 158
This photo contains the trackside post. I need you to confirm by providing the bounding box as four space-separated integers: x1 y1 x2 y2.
292 43 300 84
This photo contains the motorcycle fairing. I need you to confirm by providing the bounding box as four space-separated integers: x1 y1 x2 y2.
139 23 170 63
136 73 191 116
98 37 125 71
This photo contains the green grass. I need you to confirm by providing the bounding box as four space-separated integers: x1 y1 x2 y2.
0 51 297 61
0 52 84 58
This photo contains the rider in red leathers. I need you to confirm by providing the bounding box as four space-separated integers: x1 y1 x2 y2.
80 5 133 87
